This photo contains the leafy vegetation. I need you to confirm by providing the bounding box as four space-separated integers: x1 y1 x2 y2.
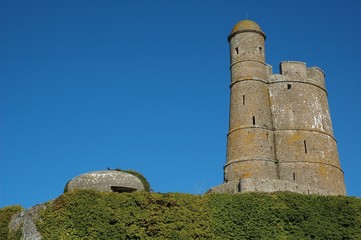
0 205 23 240
208 192 361 239
36 190 212 239
2 191 361 239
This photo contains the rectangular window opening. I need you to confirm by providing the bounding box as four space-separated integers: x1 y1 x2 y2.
304 140 308 154
287 84 292 89
252 116 255 125
111 186 137 193
235 47 239 54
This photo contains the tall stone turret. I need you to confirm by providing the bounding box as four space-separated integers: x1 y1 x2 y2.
208 20 346 195
225 20 277 183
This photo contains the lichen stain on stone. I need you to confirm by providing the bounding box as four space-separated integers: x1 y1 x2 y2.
241 173 252 179
287 132 303 143
318 164 329 178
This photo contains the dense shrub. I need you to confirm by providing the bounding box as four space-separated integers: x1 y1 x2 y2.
208 192 361 239
36 190 213 239
0 205 23 240
3 191 361 239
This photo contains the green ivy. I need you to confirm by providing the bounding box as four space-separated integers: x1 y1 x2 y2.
208 192 361 239
36 190 213 239
3 191 361 239
0 205 23 240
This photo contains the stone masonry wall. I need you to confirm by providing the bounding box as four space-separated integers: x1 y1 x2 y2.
217 20 346 196
224 26 277 183
269 61 346 195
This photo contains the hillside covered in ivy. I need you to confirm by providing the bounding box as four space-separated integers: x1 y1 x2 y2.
1 190 361 239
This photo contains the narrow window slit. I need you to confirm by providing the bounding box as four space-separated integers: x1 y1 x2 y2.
293 172 296 181
235 47 239 54
304 140 308 153
287 84 291 89
252 116 255 125
242 95 245 105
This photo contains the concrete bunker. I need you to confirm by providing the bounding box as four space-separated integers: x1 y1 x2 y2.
64 170 145 193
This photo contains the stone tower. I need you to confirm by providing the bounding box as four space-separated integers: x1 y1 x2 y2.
209 20 346 195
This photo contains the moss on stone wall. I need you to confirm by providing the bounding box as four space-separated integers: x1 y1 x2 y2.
2 191 361 239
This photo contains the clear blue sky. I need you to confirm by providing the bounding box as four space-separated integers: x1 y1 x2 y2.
1 0 360 208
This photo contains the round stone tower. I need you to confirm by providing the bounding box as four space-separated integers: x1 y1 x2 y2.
208 19 346 195
224 20 277 183
269 62 346 195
